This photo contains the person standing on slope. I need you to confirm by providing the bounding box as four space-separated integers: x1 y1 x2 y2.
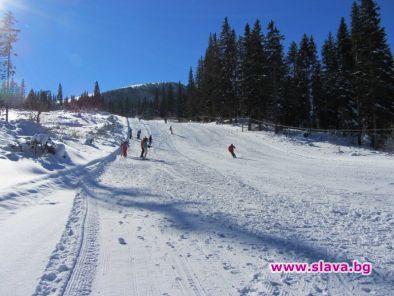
143 137 149 158
140 137 145 158
137 129 141 139
169 126 173 135
121 140 129 157
128 127 132 139
148 135 152 147
228 144 236 158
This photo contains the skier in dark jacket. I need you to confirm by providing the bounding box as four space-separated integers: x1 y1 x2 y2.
228 144 236 158
137 129 141 139
140 137 148 158
148 135 152 147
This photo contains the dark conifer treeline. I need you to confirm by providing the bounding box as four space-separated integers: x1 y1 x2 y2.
101 82 186 119
24 81 104 119
184 0 394 147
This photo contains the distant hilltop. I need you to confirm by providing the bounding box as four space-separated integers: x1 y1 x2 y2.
102 82 183 102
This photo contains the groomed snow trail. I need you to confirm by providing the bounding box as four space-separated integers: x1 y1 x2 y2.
45 118 393 296
3 115 393 295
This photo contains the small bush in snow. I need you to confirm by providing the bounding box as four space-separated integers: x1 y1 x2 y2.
21 133 68 158
85 136 94 145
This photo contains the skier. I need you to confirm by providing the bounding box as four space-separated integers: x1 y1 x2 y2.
143 137 149 158
128 127 132 139
169 126 173 135
228 144 236 158
137 129 141 139
148 135 152 147
140 136 148 158
120 140 129 157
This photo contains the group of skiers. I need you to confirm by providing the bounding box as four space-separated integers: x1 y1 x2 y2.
121 126 153 159
127 126 144 140
121 124 237 159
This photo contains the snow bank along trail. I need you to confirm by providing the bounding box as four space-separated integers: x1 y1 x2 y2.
0 111 127 296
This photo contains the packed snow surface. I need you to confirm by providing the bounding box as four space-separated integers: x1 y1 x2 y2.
0 110 393 296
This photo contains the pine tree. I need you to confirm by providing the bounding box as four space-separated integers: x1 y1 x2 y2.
154 86 160 116
24 89 36 110
20 79 26 99
239 21 265 121
167 83 175 116
93 81 102 109
25 89 46 123
296 35 319 128
176 81 184 118
352 0 394 147
159 84 167 118
283 42 298 125
202 33 222 117
195 57 205 118
250 20 266 121
0 11 20 122
312 62 323 128
218 17 238 119
186 67 196 118
321 32 339 128
336 17 354 130
265 21 286 123
57 83 63 106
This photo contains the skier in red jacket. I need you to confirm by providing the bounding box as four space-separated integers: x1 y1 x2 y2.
120 140 129 157
228 144 236 158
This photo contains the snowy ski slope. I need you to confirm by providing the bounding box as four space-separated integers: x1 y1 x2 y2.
1 112 393 295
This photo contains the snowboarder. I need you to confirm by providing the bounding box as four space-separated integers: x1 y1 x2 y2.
120 140 129 157
169 126 173 135
140 136 148 158
228 144 236 158
137 129 141 139
148 135 152 147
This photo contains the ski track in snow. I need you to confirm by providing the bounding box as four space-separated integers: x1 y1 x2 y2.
32 151 118 296
1 114 394 295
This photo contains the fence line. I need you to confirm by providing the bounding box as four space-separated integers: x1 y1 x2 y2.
244 117 394 134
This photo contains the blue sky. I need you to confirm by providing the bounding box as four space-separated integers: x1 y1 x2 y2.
4 0 394 97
